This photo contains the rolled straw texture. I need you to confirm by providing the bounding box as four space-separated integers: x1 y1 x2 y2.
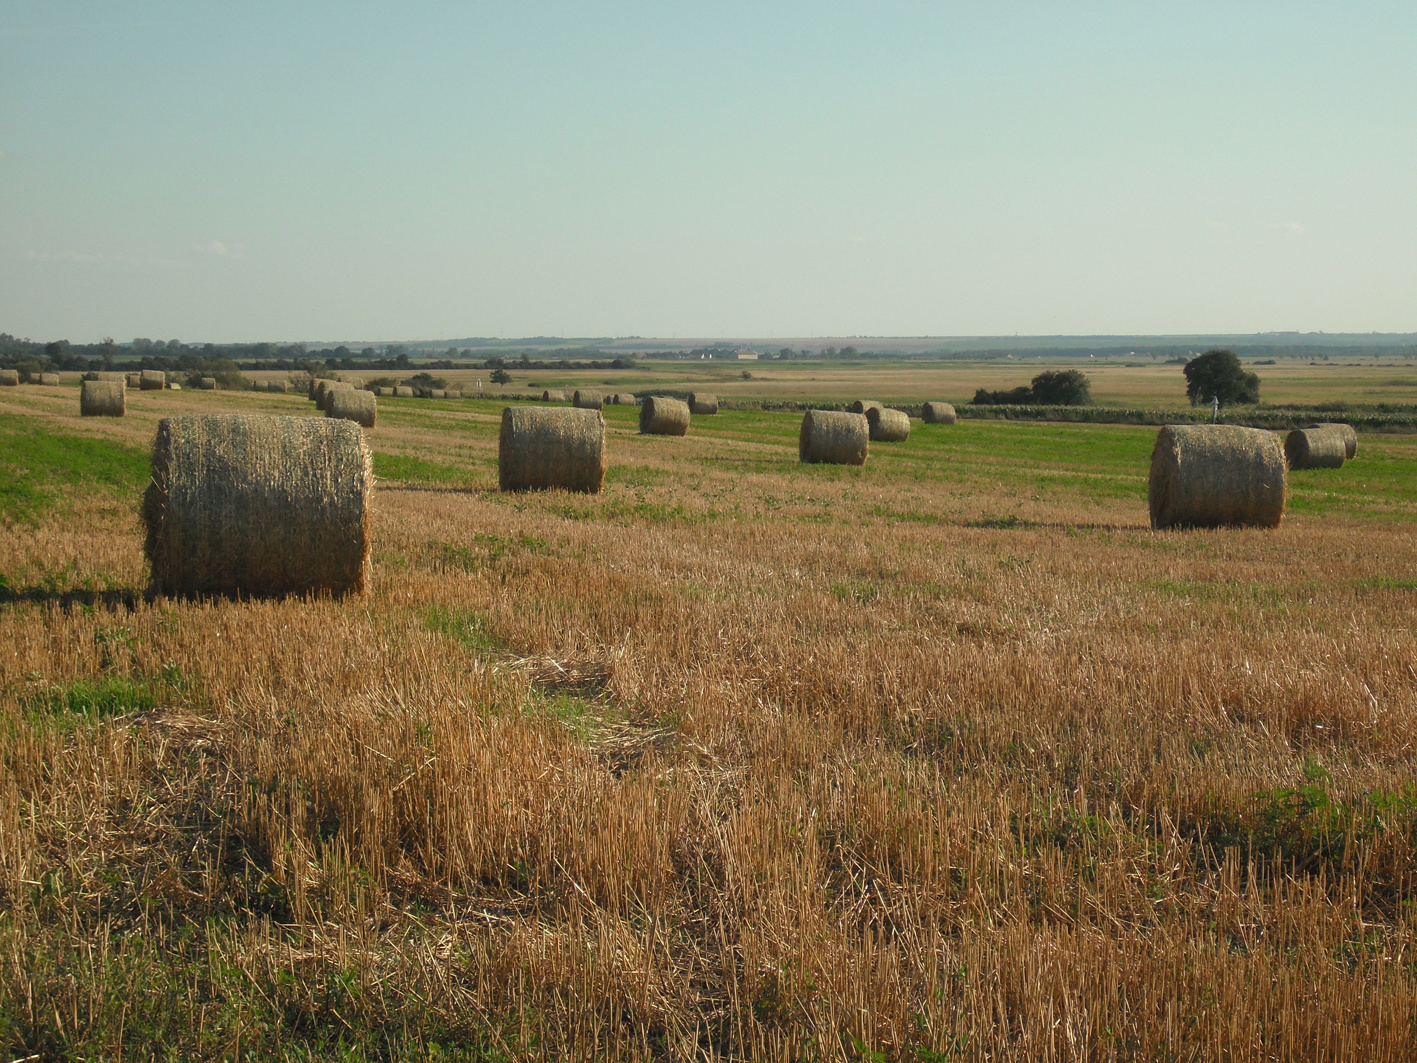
573 389 603 409
94 371 125 384
922 401 957 424
1309 422 1358 460
327 388 377 428
140 370 166 391
268 380 289 394
394 386 414 397
142 414 372 599
375 387 394 397
867 407 911 442
689 393 719 415
1149 424 1286 530
39 373 60 386
198 377 217 391
499 406 606 493
849 400 883 415
799 410 869 465
80 380 125 417
639 396 690 436
1285 428 1346 470
125 373 142 388
319 382 353 411
0 370 17 386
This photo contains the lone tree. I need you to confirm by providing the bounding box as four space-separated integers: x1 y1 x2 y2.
1030 369 1091 405
1184 349 1260 407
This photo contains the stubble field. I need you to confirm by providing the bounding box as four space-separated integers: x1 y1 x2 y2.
2 381 1417 1060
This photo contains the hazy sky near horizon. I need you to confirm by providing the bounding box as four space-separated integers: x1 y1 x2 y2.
2 2 1414 343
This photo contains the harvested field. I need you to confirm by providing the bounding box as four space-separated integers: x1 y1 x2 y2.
1 386 1417 1061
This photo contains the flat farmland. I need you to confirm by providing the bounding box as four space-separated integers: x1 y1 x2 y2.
2 382 1417 1060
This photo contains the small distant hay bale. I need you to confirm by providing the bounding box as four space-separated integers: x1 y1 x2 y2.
689 392 718 415
867 407 911 442
39 372 60 386
499 406 606 493
140 369 166 391
197 377 217 391
849 400 883 415
639 396 690 436
143 414 372 599
1308 422 1357 459
344 376 364 389
168 383 182 391
318 382 352 411
81 380 125 417
573 389 603 409
0 369 17 386
268 379 288 394
1285 427 1346 470
251 380 268 392
445 390 462 399
612 392 638 406
376 386 394 397
327 388 377 428
430 389 446 399
799 410 869 465
394 386 414 398
311 378 335 404
1149 424 1286 530
94 371 125 383
542 390 552 401
124 373 141 387
922 401 956 424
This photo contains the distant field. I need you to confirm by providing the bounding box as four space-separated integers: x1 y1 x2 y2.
2 379 1416 1060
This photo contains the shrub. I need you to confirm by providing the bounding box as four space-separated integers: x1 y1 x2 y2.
1184 349 1260 407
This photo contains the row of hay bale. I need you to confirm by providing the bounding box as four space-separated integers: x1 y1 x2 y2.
0 370 63 386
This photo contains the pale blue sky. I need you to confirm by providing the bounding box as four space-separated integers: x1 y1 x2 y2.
2 2 1414 342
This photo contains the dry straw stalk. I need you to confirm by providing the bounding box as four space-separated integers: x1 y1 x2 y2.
140 369 166 391
867 406 911 442
689 392 719 415
1149 424 1286 529
922 401 956 424
142 414 372 599
799 409 869 465
1286 427 1347 470
1309 422 1358 459
327 388 377 428
499 406 606 493
80 380 125 417
573 389 604 409
639 396 691 436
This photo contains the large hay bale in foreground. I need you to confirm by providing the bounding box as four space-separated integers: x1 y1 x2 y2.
573 389 603 409
327 388 377 428
39 372 60 386
1148 424 1285 530
922 401 956 424
143 415 371 599
639 396 690 436
80 380 125 417
499 406 606 493
1309 422 1357 459
849 399 882 415
1285 427 1346 470
689 392 718 415
394 386 413 398
197 377 217 391
799 410 869 465
140 370 165 391
867 406 911 442
0 370 17 386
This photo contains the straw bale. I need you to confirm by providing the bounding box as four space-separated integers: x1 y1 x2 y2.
80 380 125 417
93 371 125 383
168 383 182 390
799 410 869 465
499 406 606 493
431 389 446 399
1285 427 1346 470
343 376 364 389
376 386 394 397
867 406 911 442
124 373 141 387
1148 424 1286 530
251 380 267 392
197 377 217 390
689 392 718 415
612 392 638 406
39 372 60 386
394 386 414 397
542 390 552 401
143 414 371 599
268 380 288 394
319 382 353 411
0 369 17 386
573 389 603 409
445 390 462 399
327 387 377 428
639 396 690 436
922 401 956 424
140 369 166 391
849 400 883 415
1309 422 1357 459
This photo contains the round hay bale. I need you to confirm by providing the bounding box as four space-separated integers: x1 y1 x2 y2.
639 396 690 436
375 386 394 397
394 386 414 398
542 390 552 402
499 406 606 493
39 372 60 386
1308 422 1357 460
1149 424 1286 530
612 392 637 406
197 377 217 391
799 410 869 466
430 389 446 399
849 400 883 415
93 371 126 384
319 382 353 411
308 377 322 400
0 369 18 386
252 380 268 392
268 380 289 394
327 388 377 428
343 376 364 389
689 392 718 415
922 401 956 425
1285 427 1346 470
573 389 603 409
445 390 462 399
168 383 182 391
867 406 911 442
80 380 125 417
140 369 166 391
125 373 142 388
142 414 371 599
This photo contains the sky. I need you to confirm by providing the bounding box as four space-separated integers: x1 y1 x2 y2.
1 2 1414 343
